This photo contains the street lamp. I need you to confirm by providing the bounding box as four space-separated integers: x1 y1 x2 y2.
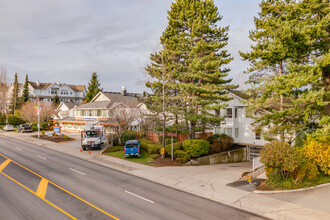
34 94 40 138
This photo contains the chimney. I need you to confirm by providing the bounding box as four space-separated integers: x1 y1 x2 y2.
36 80 40 86
121 85 127 96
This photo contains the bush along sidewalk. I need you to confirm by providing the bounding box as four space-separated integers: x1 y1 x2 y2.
259 137 330 191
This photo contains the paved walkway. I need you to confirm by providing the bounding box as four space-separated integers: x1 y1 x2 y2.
1 131 329 220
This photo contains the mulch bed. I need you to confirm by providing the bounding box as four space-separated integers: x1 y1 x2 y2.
152 157 183 167
31 135 75 143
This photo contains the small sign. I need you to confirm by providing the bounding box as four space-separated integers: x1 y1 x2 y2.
48 132 52 137
161 148 165 155
54 126 61 134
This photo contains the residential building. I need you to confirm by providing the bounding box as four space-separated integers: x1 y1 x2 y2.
53 102 78 120
213 90 268 146
59 87 146 133
8 80 86 103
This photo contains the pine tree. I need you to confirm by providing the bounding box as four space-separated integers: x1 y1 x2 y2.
146 0 236 139
85 72 102 103
10 73 20 114
240 0 329 141
53 93 60 105
22 74 29 103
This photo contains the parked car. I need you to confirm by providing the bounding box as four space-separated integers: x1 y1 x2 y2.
17 124 33 133
124 140 141 158
3 125 15 131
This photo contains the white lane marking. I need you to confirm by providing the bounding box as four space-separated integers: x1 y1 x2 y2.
16 147 23 150
36 155 47 160
69 168 85 175
124 190 154 204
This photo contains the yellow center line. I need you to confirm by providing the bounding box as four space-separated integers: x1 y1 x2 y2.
0 159 11 172
0 171 77 220
0 153 119 220
36 178 48 199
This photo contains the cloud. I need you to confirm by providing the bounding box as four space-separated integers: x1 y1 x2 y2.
0 0 259 93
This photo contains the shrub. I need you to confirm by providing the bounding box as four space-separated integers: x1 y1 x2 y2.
103 146 124 153
148 144 162 154
182 139 209 157
107 133 119 146
121 131 137 144
164 142 181 157
62 135 69 140
149 154 160 159
138 139 154 151
260 140 300 179
41 122 51 131
41 130 45 135
174 150 190 164
208 133 227 144
8 115 25 126
32 124 38 131
301 136 330 175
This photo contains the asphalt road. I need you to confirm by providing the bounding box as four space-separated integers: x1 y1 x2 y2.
0 136 266 220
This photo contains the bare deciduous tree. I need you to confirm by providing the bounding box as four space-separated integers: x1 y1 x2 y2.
19 101 55 125
0 67 9 124
109 107 140 145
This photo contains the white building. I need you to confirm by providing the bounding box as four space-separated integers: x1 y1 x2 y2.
213 90 268 146
59 87 147 133
9 80 86 103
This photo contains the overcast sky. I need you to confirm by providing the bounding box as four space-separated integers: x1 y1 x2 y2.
0 0 260 93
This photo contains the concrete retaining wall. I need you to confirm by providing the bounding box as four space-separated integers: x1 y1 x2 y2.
197 148 247 165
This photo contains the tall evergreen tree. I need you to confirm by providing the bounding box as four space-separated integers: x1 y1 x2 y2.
22 74 29 103
10 73 20 114
53 93 60 105
85 72 102 103
146 0 236 139
240 0 329 141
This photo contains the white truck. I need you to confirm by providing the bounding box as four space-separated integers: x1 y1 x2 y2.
80 122 106 151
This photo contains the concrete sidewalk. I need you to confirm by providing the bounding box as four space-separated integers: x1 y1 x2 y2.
1 131 329 220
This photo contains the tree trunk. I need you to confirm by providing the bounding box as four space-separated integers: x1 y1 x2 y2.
279 61 285 142
323 66 330 116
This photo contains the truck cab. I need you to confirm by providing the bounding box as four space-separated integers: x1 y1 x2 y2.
81 123 106 151
124 140 141 158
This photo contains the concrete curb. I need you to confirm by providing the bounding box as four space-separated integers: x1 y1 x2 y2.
254 182 330 194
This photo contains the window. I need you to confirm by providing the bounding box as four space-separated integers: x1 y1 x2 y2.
103 110 108 117
97 110 101 116
255 132 261 140
224 128 232 137
235 108 238 118
82 110 85 116
235 128 239 138
61 90 68 95
226 108 232 118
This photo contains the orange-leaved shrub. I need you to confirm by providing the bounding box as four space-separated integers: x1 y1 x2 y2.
300 136 330 175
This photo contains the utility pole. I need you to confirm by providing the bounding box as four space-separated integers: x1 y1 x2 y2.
37 95 40 139
161 51 166 159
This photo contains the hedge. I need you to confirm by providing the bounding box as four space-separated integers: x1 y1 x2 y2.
174 150 190 164
182 139 209 158
164 142 181 157
138 139 162 154
121 131 137 145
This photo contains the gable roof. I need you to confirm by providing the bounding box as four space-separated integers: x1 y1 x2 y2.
102 92 140 108
28 81 85 92
229 90 250 100
78 91 142 110
75 101 111 109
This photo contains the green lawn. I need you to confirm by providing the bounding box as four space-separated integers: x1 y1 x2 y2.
104 150 154 166
264 173 330 190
